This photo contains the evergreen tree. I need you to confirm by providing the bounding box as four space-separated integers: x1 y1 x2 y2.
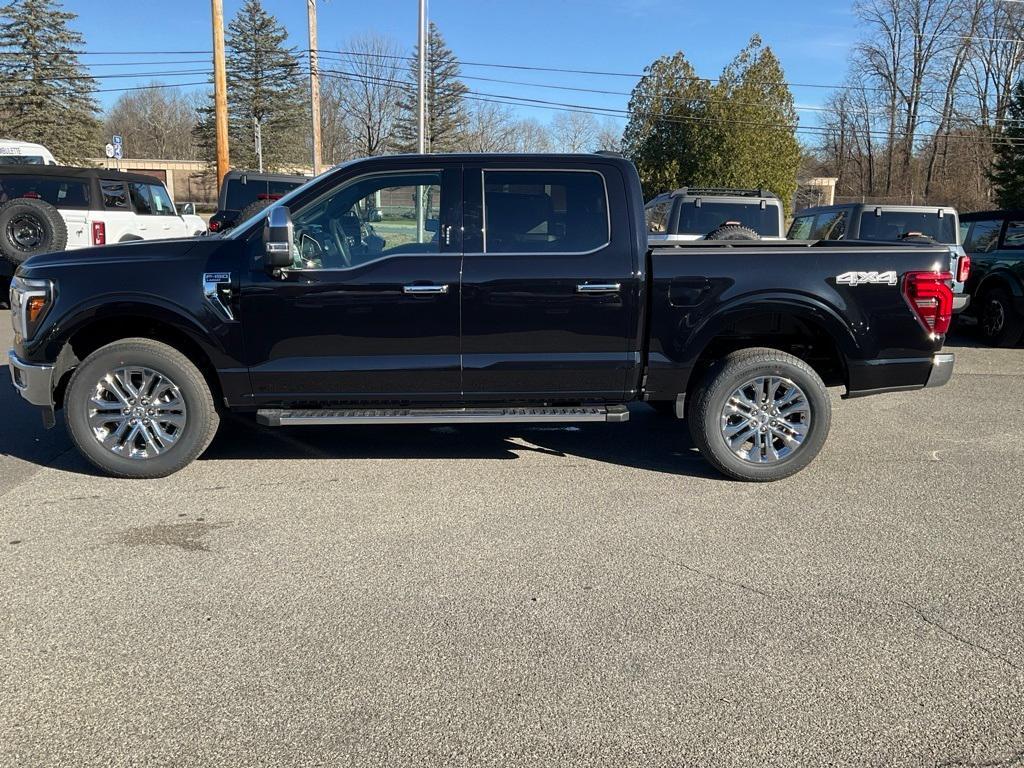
990 81 1024 210
621 52 712 200
703 36 800 216
195 0 307 172
0 0 101 163
394 22 468 153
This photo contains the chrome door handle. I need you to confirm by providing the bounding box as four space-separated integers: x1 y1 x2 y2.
576 283 621 294
403 284 449 295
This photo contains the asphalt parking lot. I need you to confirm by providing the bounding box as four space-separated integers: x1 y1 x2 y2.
1 309 1022 767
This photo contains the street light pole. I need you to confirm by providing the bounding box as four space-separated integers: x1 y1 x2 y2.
211 0 230 191
416 0 426 243
307 0 323 176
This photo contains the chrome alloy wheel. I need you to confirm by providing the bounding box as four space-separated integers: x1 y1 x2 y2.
719 376 811 464
983 298 1005 337
87 366 188 460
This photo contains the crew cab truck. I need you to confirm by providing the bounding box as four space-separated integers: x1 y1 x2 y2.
7 153 956 482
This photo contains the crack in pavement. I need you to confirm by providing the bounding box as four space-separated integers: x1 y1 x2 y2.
898 599 1021 672
939 746 1024 767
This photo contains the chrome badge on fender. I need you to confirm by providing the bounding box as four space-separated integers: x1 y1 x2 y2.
835 271 898 286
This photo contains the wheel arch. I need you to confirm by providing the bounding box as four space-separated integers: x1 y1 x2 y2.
976 269 1024 300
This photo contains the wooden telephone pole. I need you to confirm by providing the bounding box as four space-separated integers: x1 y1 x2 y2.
211 0 230 191
307 0 323 176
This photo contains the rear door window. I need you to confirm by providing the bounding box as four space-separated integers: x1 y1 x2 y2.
677 201 781 237
1002 220 1024 249
101 180 129 210
483 170 609 254
857 211 957 243
963 219 1003 253
645 200 671 234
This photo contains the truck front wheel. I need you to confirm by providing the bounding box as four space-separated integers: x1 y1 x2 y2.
687 348 831 482
64 338 219 479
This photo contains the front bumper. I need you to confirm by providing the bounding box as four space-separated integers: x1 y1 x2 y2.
7 349 55 407
925 352 955 389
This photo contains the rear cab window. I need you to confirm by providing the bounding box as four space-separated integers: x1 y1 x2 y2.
225 178 304 211
0 175 91 208
676 200 781 237
483 169 609 254
857 210 957 244
645 199 671 234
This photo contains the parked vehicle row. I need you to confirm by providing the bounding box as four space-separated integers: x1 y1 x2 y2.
8 153 955 482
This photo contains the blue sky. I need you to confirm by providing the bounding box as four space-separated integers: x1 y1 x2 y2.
64 0 858 134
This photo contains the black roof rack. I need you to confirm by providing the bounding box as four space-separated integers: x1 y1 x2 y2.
671 187 778 200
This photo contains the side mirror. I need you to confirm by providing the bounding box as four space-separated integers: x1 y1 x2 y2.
181 202 196 216
263 205 293 268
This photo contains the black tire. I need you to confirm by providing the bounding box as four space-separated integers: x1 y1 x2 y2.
64 338 219 479
705 224 761 241
687 348 832 482
978 287 1024 348
0 198 68 265
237 199 274 225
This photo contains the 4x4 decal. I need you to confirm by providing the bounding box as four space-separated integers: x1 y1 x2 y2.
836 270 898 286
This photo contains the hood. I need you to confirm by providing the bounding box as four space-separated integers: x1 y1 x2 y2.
16 238 222 277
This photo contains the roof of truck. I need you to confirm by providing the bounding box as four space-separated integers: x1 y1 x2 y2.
0 164 164 185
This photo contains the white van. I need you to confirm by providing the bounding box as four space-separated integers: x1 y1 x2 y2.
0 140 59 166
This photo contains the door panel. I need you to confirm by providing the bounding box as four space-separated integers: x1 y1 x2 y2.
241 165 462 405
460 164 638 401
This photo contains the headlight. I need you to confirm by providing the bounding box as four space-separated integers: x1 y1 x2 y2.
10 276 55 341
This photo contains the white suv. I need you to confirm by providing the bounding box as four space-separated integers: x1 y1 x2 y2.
0 166 206 275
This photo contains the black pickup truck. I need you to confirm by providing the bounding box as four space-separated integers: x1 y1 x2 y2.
7 153 956 481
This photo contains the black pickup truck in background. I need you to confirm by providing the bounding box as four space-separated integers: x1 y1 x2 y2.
7 153 956 481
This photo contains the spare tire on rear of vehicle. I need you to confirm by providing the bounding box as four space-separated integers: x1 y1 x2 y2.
0 198 68 265
237 198 275 226
705 224 761 242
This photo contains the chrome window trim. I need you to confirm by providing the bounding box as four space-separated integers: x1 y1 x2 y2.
479 167 612 257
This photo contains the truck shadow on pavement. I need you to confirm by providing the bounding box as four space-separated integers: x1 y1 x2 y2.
203 406 723 480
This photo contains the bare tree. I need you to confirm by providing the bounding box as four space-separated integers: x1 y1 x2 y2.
322 34 404 157
511 118 552 153
594 117 623 153
459 101 519 152
105 84 203 160
550 111 599 153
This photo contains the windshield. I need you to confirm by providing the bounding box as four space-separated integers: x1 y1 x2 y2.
224 177 305 211
858 211 958 244
676 201 781 237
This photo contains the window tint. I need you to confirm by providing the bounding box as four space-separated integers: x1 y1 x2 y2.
129 182 153 215
677 201 782 237
0 175 90 208
290 171 444 270
483 170 608 254
857 211 957 243
963 219 1003 253
810 210 847 240
1003 220 1024 249
645 200 671 234
101 180 129 209
225 177 305 211
788 215 814 240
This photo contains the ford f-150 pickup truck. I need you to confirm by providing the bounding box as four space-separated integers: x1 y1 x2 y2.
7 153 956 481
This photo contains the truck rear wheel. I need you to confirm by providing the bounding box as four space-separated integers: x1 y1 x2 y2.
64 338 219 479
0 198 68 265
979 287 1024 348
687 348 831 482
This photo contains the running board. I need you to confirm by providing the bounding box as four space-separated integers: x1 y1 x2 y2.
256 404 630 427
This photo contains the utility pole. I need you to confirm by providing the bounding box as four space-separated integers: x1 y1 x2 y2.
211 0 230 191
307 0 323 176
254 117 263 173
416 0 427 243
417 0 426 154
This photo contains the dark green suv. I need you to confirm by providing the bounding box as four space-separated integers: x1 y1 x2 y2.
960 211 1024 347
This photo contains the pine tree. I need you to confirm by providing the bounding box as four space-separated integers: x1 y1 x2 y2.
195 0 307 172
990 81 1024 210
394 22 468 153
0 0 101 163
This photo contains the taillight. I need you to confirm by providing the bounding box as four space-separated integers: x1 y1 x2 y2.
208 219 221 232
903 271 954 336
956 254 971 283
91 221 106 245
